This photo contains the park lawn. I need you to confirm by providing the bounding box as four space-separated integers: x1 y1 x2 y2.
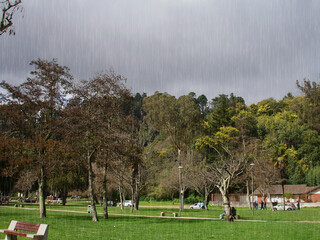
0 207 319 240
5 202 320 222
1 207 320 240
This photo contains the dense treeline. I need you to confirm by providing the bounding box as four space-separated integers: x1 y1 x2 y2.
1 59 320 219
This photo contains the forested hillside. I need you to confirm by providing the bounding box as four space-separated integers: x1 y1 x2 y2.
1 59 320 219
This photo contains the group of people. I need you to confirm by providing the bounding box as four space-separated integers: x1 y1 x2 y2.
253 200 267 210
219 199 301 220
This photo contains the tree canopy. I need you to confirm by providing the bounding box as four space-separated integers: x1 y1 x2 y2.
1 59 320 219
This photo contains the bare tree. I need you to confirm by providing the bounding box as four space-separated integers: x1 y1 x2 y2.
1 0 22 35
253 145 281 209
14 170 37 197
196 126 251 217
187 154 215 210
208 145 247 216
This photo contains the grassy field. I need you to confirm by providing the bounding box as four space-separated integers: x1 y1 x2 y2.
1 203 320 240
11 201 320 221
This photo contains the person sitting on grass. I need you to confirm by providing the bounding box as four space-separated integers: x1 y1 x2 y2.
220 210 226 219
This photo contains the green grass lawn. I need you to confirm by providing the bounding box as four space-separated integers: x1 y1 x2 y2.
12 201 320 221
1 205 320 240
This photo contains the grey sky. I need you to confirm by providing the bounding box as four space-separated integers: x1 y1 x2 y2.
1 0 320 104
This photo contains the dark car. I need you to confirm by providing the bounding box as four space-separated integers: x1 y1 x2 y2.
24 198 36 203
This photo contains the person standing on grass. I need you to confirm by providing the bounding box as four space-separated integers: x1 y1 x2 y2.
260 200 264 210
297 200 300 210
263 201 267 210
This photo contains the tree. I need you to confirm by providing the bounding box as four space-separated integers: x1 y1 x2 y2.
205 93 245 134
0 134 27 196
143 92 201 213
196 126 249 217
296 79 320 133
306 166 320 186
257 110 319 184
251 143 281 209
68 70 131 221
0 58 73 218
186 152 214 210
124 92 150 211
188 92 209 116
47 142 87 205
1 0 22 35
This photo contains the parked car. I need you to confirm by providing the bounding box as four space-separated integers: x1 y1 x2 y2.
273 203 296 210
24 198 36 203
47 198 63 204
119 200 133 207
189 203 203 209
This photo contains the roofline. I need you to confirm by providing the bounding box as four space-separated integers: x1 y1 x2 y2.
253 184 320 195
304 185 320 194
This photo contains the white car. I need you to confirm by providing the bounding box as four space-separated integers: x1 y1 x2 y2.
273 203 296 210
189 203 203 209
119 200 133 207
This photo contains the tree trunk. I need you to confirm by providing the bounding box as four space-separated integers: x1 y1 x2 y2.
130 186 134 213
282 183 286 211
102 163 108 219
180 189 184 213
218 186 231 216
131 161 140 211
61 189 67 206
246 180 251 210
118 177 124 210
130 169 136 213
135 183 140 211
39 166 46 218
267 192 272 210
134 165 140 211
204 187 210 211
88 150 98 222
178 149 184 214
222 193 231 216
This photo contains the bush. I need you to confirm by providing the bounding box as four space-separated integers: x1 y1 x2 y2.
184 194 202 204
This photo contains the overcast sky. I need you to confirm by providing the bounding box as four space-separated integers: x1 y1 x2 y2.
1 0 320 104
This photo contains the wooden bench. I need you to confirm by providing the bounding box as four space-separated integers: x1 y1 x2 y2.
160 212 178 217
0 220 49 240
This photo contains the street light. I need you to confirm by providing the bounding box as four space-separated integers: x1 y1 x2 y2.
250 163 255 216
178 164 183 216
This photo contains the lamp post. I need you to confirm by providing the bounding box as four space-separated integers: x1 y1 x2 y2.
178 164 183 216
250 163 255 216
